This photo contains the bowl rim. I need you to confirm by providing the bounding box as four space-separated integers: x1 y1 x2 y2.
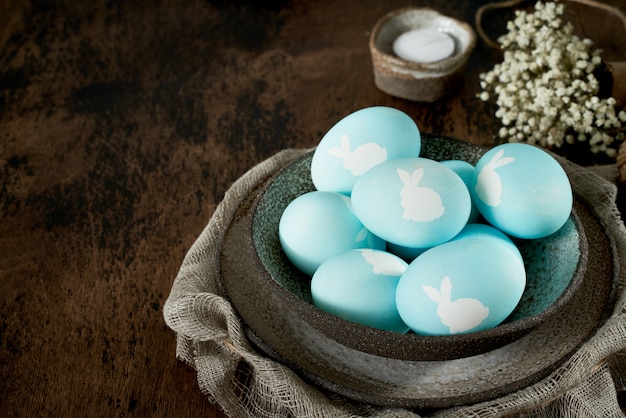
246 139 589 361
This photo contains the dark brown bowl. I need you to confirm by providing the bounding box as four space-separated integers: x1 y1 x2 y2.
218 134 615 408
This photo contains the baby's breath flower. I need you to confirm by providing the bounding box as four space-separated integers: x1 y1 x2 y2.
477 1 625 159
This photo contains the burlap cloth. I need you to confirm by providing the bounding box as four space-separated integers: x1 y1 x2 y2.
164 147 626 417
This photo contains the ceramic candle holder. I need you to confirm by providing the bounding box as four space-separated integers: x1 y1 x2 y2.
369 7 476 102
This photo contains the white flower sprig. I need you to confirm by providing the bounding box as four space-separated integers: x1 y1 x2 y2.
478 1 626 158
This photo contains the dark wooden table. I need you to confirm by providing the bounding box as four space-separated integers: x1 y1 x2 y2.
2 0 626 416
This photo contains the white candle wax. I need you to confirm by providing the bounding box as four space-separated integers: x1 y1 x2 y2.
392 29 455 63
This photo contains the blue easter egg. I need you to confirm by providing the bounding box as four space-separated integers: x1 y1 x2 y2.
311 249 409 333
351 157 471 248
440 159 481 223
472 143 572 239
396 238 526 336
279 191 385 276
450 223 523 263
311 106 421 195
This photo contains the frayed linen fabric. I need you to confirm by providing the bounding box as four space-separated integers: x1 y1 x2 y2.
164 148 626 418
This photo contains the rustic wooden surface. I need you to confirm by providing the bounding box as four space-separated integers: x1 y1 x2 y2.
1 0 626 417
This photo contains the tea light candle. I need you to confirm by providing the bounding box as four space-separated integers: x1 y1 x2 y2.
393 29 455 63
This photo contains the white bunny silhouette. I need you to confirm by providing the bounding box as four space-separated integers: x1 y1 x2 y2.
397 168 445 222
360 249 407 276
475 149 516 207
328 134 388 176
422 276 490 334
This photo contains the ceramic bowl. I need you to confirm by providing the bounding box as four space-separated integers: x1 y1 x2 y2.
218 135 615 408
248 136 586 360
369 7 476 102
